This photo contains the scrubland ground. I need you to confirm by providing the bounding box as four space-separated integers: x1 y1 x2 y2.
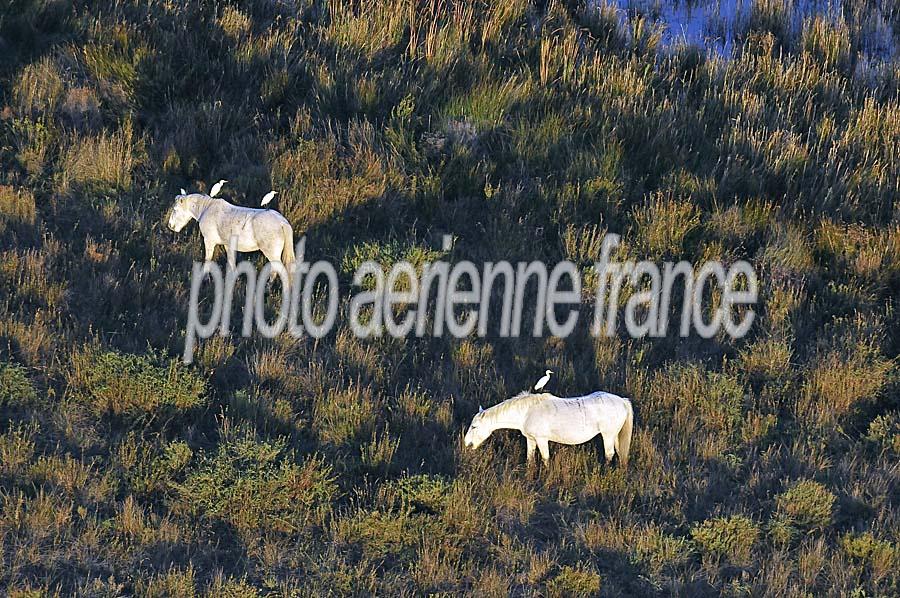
1 0 899 596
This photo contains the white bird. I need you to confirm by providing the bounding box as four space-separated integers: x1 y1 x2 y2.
533 369 553 392
209 179 227 197
260 190 278 206
180 188 186 195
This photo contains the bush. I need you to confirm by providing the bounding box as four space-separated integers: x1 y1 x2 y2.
174 434 337 537
774 479 836 533
691 515 759 566
0 361 38 409
866 413 900 455
67 348 207 423
840 532 898 584
545 564 602 598
378 474 451 513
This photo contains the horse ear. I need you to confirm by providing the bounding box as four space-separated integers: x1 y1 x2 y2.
478 405 484 413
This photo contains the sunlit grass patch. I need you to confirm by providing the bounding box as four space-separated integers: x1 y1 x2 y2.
802 15 852 73
326 1 408 57
631 192 701 259
797 314 893 428
440 76 533 132
12 56 64 117
740 334 793 383
60 123 138 191
0 247 67 311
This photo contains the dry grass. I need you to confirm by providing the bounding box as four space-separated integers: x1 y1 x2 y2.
61 123 137 190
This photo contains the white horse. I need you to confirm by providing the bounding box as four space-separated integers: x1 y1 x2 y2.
463 391 634 466
167 193 295 271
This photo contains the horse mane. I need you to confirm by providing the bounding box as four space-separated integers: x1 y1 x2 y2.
484 391 552 419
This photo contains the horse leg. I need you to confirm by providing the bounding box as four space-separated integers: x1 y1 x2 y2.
203 237 217 262
525 436 536 464
601 432 616 464
260 244 287 284
536 438 550 463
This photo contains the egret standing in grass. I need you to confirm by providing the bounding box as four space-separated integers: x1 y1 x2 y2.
209 179 227 197
533 370 552 392
260 190 277 207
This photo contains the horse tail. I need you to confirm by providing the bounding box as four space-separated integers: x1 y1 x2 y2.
617 399 634 467
281 221 295 269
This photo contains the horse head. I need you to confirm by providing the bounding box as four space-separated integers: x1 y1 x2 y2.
463 407 490 449
167 195 194 232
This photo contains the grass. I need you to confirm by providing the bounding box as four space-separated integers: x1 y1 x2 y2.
0 0 898 595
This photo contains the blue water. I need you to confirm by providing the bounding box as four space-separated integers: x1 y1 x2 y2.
594 0 897 59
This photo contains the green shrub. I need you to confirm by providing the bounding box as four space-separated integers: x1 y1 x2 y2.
774 479 835 532
632 524 692 576
68 348 207 423
332 508 442 566
174 435 337 536
121 437 194 497
341 239 447 281
545 563 602 598
0 361 38 409
866 413 900 455
840 532 898 584
313 384 377 446
378 474 451 513
691 515 759 566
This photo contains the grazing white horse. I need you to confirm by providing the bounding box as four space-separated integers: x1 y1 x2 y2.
464 391 634 466
167 193 295 271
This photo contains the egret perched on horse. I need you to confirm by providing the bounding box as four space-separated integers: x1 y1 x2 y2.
167 192 296 275
463 391 633 466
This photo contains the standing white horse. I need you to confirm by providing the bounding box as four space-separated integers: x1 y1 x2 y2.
463 391 634 466
167 193 295 272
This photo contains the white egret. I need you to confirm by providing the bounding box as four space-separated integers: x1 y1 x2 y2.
261 190 277 206
533 370 552 392
209 179 227 197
